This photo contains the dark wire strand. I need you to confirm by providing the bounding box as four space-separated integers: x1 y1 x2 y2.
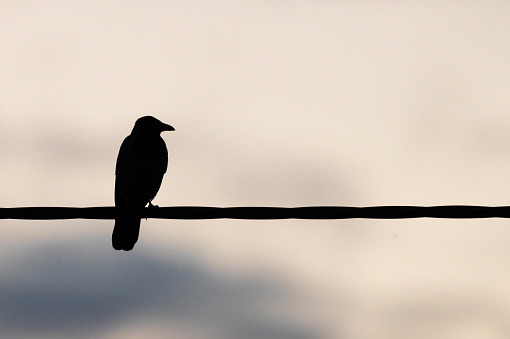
1 206 510 220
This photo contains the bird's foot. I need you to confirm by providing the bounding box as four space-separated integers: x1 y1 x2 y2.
146 201 159 220
148 201 159 209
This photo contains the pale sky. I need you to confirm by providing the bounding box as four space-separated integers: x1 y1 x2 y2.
1 1 510 338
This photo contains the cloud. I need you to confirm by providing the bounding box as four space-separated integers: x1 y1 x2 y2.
0 241 319 338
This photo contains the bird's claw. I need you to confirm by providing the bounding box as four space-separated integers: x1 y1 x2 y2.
148 201 159 209
146 202 159 220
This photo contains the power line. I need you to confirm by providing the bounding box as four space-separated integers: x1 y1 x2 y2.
1 205 510 220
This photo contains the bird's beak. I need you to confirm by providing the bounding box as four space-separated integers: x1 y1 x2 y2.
162 123 175 131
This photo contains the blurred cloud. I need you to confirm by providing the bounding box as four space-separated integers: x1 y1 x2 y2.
0 241 319 339
384 294 510 339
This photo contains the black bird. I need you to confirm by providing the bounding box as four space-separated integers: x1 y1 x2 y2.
112 116 174 251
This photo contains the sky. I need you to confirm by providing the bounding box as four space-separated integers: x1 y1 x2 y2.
1 1 510 338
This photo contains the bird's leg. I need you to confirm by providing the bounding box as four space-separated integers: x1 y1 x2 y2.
145 201 160 220
148 201 159 209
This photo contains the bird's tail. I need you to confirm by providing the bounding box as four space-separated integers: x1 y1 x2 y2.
112 215 141 251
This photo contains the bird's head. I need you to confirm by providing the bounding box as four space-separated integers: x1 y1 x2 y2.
132 116 175 135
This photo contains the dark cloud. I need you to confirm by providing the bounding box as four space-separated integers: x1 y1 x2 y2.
0 241 319 338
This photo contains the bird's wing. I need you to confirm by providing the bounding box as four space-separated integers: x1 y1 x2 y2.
115 135 168 207
115 135 149 207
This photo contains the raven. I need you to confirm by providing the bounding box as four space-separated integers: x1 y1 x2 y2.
112 116 174 251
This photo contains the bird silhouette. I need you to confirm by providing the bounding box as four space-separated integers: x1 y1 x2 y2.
112 116 174 251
